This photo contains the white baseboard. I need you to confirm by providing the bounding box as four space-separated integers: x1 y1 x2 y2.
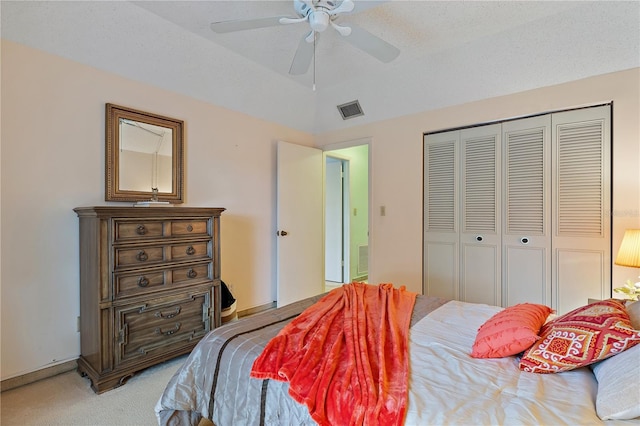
1 359 78 392
237 301 276 318
1 303 277 393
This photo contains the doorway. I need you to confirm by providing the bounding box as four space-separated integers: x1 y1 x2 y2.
325 155 349 284
323 142 369 291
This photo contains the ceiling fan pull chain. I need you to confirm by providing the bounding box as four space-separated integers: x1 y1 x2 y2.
313 31 317 91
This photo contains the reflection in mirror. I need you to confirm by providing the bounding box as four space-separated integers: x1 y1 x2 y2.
106 104 184 203
118 119 173 193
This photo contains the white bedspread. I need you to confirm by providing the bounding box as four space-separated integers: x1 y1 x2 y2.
405 300 621 425
157 298 632 425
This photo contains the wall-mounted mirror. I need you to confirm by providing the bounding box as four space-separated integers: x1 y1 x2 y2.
106 104 184 203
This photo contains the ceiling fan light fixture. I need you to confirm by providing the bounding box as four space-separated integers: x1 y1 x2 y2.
309 11 330 32
337 100 364 120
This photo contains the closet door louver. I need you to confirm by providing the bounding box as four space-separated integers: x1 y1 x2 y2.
463 136 497 232
460 125 501 306
424 132 459 299
552 106 611 314
426 143 456 232
502 115 551 307
556 122 604 236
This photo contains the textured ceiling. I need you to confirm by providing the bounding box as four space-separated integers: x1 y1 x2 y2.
2 1 639 134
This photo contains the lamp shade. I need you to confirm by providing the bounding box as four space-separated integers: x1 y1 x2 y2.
615 229 640 267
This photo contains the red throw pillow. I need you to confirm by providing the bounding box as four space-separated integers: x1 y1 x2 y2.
519 299 640 373
471 303 553 358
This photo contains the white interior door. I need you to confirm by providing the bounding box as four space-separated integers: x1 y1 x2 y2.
423 131 460 299
552 105 611 314
325 157 344 282
460 124 502 306
502 115 551 308
277 141 324 307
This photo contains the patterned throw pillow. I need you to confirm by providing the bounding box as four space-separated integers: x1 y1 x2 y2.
471 303 553 358
519 299 640 373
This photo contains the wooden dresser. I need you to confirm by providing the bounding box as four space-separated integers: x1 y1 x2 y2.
74 206 224 393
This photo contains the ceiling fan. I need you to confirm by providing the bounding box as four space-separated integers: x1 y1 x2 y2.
210 0 400 76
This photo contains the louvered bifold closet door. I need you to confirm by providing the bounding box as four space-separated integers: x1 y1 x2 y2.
423 131 459 299
552 105 611 314
460 124 502 306
502 115 552 308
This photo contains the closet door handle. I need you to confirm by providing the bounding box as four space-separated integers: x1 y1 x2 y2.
476 235 483 242
521 237 530 244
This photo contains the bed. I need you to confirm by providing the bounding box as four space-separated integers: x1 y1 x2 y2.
156 283 640 425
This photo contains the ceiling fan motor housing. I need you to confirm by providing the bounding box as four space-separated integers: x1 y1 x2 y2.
295 0 338 33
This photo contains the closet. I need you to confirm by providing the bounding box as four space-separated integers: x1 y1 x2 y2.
423 105 611 314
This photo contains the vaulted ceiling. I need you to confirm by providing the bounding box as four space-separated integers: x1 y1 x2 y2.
2 1 639 134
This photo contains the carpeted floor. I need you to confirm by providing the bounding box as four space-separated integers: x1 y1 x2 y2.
0 355 187 426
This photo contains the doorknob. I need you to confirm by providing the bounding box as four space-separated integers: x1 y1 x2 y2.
277 230 288 236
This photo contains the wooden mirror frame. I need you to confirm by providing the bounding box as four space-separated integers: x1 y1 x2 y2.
105 103 184 203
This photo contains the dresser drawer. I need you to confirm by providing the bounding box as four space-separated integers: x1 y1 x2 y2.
171 241 211 261
115 246 165 268
113 218 211 243
115 290 212 364
170 219 210 237
114 261 214 299
171 263 213 285
114 220 165 241
114 241 212 270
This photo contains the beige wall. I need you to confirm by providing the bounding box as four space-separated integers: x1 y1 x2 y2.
315 68 640 296
2 38 639 380
0 40 313 380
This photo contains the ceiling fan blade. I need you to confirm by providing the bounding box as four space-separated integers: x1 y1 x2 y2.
342 24 400 63
279 16 308 25
330 21 351 36
289 33 316 75
210 16 286 33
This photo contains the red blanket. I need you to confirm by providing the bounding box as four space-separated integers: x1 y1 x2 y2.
250 282 417 426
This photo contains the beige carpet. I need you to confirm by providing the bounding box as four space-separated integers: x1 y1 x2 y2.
1 355 187 426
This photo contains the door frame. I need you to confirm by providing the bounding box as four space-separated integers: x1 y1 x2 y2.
324 153 351 283
322 137 372 283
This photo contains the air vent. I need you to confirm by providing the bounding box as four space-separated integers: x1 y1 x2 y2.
337 100 364 120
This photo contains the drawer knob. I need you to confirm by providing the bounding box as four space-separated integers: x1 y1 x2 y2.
136 224 147 235
155 323 181 336
187 225 193 232
187 269 198 279
136 250 149 262
155 306 181 319
137 276 150 287
186 246 196 255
